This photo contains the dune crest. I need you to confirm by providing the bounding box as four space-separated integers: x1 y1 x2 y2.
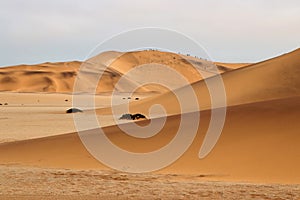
108 48 300 116
0 50 242 94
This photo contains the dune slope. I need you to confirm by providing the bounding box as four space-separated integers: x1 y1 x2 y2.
0 61 81 93
105 48 300 116
0 96 299 183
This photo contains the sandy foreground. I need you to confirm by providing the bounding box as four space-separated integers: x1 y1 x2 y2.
0 49 299 199
0 166 299 200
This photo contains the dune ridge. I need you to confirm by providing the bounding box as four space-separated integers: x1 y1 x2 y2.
0 50 242 94
103 48 300 116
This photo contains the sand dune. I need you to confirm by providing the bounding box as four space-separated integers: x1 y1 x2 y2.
0 61 81 93
0 96 299 184
0 50 238 94
102 48 300 116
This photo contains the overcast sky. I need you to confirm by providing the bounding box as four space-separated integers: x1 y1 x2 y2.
0 0 299 67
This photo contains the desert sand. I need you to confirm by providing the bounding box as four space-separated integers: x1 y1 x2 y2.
0 49 299 199
0 51 233 94
100 48 300 116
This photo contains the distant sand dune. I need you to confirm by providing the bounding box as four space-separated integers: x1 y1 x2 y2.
0 50 241 94
0 61 80 93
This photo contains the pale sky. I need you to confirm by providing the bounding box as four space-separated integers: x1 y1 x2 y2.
0 0 299 67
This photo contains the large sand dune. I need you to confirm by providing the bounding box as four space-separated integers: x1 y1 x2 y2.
0 50 236 94
101 48 300 116
0 96 299 184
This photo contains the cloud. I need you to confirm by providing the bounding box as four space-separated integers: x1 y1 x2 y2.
0 0 299 66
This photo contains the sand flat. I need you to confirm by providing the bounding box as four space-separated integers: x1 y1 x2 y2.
0 166 299 200
0 92 154 142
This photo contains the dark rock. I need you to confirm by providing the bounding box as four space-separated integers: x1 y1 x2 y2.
132 113 146 120
66 108 83 113
119 113 146 120
119 113 132 120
